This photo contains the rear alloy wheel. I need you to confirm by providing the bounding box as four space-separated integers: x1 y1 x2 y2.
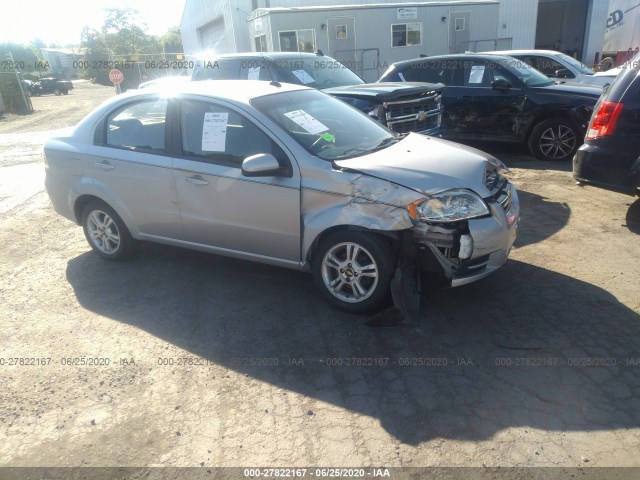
81 200 137 260
528 118 580 161
312 231 395 313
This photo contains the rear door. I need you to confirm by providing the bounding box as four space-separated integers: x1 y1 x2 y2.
86 96 182 239
171 97 301 262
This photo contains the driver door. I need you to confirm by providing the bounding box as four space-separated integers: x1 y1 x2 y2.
172 98 301 262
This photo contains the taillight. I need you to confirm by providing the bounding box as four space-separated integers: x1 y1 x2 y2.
587 101 623 140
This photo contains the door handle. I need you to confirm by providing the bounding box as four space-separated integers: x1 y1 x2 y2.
95 161 114 171
185 176 209 186
461 96 473 103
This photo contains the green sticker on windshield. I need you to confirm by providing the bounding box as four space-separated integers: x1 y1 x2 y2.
321 132 336 143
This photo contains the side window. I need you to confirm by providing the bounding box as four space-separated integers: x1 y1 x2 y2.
464 61 493 86
239 61 273 81
532 56 571 77
402 62 449 84
193 60 241 81
105 98 167 152
179 100 283 167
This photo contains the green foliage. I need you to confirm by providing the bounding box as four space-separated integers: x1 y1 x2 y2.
80 8 183 88
0 43 46 74
161 27 184 54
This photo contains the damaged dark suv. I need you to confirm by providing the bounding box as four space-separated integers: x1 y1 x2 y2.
379 54 602 161
192 51 444 136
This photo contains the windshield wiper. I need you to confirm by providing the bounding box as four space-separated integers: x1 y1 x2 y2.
329 136 400 160
371 136 400 152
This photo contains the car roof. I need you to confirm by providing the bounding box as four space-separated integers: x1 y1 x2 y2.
126 79 310 102
195 51 324 61
389 53 520 68
490 50 565 57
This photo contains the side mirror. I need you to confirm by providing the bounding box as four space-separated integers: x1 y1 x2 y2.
242 153 290 177
554 68 573 79
492 79 511 91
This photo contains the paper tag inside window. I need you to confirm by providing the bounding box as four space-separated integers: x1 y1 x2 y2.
291 69 315 84
284 109 329 134
248 67 260 80
202 112 229 152
469 65 485 84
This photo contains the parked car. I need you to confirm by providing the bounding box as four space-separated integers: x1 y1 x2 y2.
490 49 611 87
44 81 519 313
33 77 73 96
379 54 602 161
22 79 36 96
573 62 640 197
593 51 640 83
138 75 190 89
192 52 444 136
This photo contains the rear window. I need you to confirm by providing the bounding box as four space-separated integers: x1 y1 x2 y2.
192 59 241 81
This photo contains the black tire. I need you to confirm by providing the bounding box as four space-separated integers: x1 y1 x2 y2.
81 200 137 260
528 118 581 161
54 88 61 95
312 231 395 313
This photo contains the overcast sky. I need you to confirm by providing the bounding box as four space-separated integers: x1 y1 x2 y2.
1 0 186 46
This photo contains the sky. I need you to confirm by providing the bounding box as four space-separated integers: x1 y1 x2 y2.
0 0 187 46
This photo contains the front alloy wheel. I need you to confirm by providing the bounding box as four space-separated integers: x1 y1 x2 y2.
321 242 379 304
312 231 394 313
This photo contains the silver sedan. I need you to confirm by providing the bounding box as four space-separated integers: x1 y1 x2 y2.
45 81 519 313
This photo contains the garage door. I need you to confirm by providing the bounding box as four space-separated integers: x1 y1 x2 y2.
198 17 228 52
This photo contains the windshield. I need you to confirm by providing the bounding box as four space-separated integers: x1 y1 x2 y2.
251 89 395 161
503 59 555 86
559 53 596 75
273 57 365 89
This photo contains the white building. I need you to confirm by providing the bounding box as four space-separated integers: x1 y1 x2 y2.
180 0 612 69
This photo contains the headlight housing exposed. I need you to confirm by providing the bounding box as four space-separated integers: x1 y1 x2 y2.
408 189 490 223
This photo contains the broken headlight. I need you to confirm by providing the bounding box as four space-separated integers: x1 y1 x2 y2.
408 189 490 223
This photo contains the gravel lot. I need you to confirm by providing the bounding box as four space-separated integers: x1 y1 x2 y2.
0 82 639 476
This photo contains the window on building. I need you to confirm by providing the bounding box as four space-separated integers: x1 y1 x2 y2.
391 23 422 48
255 34 267 52
279 29 316 53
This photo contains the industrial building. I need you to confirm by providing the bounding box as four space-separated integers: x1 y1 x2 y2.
180 0 611 75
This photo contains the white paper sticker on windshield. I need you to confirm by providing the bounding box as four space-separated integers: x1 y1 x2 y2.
291 69 315 84
284 109 329 134
202 112 229 152
469 65 485 84
248 67 260 80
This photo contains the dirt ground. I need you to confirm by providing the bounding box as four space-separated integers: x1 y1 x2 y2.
0 82 639 476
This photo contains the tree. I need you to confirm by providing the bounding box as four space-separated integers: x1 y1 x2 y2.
160 27 184 55
80 8 184 88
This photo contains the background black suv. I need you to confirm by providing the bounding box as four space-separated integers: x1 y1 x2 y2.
33 77 73 96
574 64 640 197
379 54 602 161
192 52 444 136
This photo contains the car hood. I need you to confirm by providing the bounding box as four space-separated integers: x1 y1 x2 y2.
334 133 491 196
323 82 445 100
533 82 603 100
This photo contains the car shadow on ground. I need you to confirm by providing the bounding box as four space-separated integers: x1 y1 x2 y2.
66 241 640 445
625 198 640 234
514 189 571 247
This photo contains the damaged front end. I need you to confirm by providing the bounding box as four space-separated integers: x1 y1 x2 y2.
408 169 519 288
